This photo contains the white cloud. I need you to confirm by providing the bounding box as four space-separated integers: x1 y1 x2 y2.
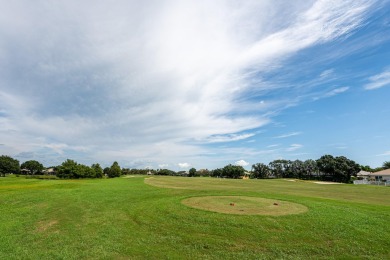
275 132 302 139
325 86 350 97
178 163 191 169
201 133 255 143
320 69 335 79
313 86 349 100
376 151 390 156
235 159 249 167
158 164 169 168
0 1 377 168
364 69 390 90
286 144 303 152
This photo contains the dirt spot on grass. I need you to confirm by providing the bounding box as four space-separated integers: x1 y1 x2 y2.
182 196 308 216
36 220 59 233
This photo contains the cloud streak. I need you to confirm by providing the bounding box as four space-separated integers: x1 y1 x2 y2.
364 69 390 90
274 132 302 139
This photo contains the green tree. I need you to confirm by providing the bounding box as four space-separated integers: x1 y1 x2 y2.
222 164 245 179
303 159 319 179
268 160 291 178
210 168 223 178
103 167 110 176
316 154 336 181
360 165 373 172
56 159 78 179
316 155 360 183
91 163 104 178
334 156 360 183
383 161 390 169
251 163 270 179
0 155 20 176
156 169 176 176
108 161 121 178
189 167 196 177
21 160 44 175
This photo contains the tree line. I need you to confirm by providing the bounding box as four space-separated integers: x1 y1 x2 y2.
0 154 389 183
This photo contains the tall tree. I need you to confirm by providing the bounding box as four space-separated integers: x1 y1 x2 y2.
0 155 20 176
303 159 319 179
21 160 44 175
210 168 223 178
316 154 336 181
290 160 304 179
316 155 360 183
108 161 121 178
383 161 390 169
269 160 291 178
251 163 270 179
222 164 245 179
189 168 196 177
56 159 78 179
334 156 360 183
91 163 104 178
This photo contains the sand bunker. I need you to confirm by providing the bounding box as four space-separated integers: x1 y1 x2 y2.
182 196 308 216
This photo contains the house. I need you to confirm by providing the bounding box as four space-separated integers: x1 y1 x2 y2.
43 168 56 175
242 171 251 180
356 170 371 180
370 168 390 182
354 168 390 185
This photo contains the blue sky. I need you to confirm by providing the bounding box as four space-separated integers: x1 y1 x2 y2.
0 0 389 170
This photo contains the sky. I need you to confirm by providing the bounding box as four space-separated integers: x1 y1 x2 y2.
1 0 390 170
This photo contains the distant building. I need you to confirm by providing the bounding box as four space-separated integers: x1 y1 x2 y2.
370 169 390 182
354 169 390 185
356 170 371 180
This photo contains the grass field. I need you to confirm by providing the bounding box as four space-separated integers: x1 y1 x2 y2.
1 175 389 259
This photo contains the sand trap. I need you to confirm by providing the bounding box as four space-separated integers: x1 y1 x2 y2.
182 196 308 216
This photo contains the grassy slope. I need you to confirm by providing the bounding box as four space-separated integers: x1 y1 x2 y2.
0 175 389 259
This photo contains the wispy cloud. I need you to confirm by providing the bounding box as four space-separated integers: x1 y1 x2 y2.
201 133 255 143
274 132 302 139
319 69 335 79
313 86 349 100
376 151 390 156
325 86 350 96
364 69 390 90
286 144 303 152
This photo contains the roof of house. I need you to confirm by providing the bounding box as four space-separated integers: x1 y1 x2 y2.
357 170 371 176
371 168 390 176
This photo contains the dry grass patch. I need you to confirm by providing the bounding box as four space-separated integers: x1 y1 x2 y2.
182 196 308 216
36 220 58 233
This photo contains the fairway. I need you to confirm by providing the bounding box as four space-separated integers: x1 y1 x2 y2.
1 175 389 259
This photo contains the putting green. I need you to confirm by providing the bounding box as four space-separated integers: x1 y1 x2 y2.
182 196 308 216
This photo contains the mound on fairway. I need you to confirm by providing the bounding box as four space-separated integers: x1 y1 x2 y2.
182 196 308 216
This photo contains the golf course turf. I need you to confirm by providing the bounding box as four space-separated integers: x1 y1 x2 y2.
181 196 308 216
1 175 389 259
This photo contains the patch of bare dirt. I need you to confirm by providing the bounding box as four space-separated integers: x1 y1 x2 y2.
36 220 58 233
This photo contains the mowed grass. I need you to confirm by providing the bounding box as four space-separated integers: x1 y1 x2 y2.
182 196 308 216
0 175 389 259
